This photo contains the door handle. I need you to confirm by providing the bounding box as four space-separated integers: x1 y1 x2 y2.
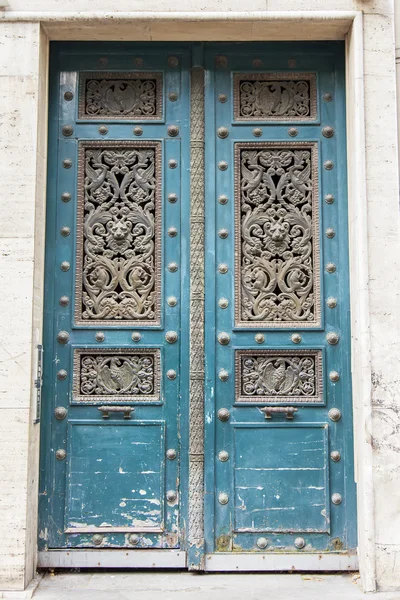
260 406 298 420
98 406 135 419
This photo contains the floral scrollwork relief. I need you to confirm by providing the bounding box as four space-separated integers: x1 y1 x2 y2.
235 142 320 328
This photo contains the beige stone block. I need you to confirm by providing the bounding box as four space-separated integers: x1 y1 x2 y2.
376 544 400 591
0 23 40 78
363 13 396 76
7 0 267 10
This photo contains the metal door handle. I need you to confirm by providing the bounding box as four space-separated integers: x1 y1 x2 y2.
260 406 298 420
98 406 135 419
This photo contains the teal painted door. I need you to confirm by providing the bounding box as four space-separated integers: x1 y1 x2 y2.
204 43 357 557
39 44 192 551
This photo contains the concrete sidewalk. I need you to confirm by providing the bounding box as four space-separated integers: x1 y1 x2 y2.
31 572 400 600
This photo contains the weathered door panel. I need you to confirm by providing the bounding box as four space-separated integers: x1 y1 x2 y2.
204 42 357 557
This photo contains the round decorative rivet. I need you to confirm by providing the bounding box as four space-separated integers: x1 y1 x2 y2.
98 125 108 135
166 449 177 460
95 332 105 343
322 126 334 138
329 408 342 422
62 125 73 137
168 193 178 203
167 296 177 307
92 534 104 546
56 449 66 461
60 227 70 237
166 490 177 502
323 92 333 102
256 537 268 549
218 408 230 422
168 56 179 67
64 91 73 101
168 262 178 272
218 229 229 239
330 450 341 462
253 58 263 68
54 406 67 420
57 369 68 381
326 228 335 238
168 125 179 137
166 331 178 344
326 263 336 273
168 227 178 237
218 492 229 505
255 333 265 344
133 126 143 136
63 159 72 169
218 332 230 346
218 450 229 462
332 493 342 505
217 127 229 139
218 195 228 204
329 370 340 382
169 92 178 102
218 263 228 274
219 369 229 381
325 194 335 204
57 331 69 344
294 537 305 549
131 332 141 342
218 161 228 171
218 297 229 309
288 58 297 68
288 127 298 137
218 93 228 103
59 296 69 307
61 192 71 203
215 55 228 69
167 369 177 380
60 261 70 272
327 297 337 308
253 128 262 137
128 534 140 546
327 332 339 345
324 160 334 170
99 56 108 65
291 333 302 344
169 159 178 169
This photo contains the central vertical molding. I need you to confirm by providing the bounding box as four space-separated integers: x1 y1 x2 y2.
188 65 205 569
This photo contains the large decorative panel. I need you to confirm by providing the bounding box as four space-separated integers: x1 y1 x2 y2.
235 349 323 404
234 142 320 328
75 141 162 326
78 72 163 120
73 348 161 403
233 73 317 122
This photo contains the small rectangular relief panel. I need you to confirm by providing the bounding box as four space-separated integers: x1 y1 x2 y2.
75 141 162 327
235 349 323 404
233 424 329 533
73 348 161 403
235 142 320 328
233 72 317 122
78 72 163 120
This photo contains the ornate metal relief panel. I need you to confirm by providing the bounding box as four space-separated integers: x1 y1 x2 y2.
78 72 163 120
75 141 162 326
73 348 161 403
234 142 320 328
233 73 317 122
235 349 323 404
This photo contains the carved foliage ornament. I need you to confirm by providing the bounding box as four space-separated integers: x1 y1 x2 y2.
75 141 161 326
235 349 323 404
235 142 320 328
73 348 160 403
79 72 163 120
233 73 317 122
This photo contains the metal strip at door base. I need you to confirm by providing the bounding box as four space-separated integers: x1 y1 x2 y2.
204 553 358 572
38 550 186 569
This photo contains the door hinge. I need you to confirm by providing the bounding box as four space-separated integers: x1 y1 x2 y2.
33 344 43 423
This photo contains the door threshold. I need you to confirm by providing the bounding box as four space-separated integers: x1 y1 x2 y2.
204 553 358 571
38 550 186 569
